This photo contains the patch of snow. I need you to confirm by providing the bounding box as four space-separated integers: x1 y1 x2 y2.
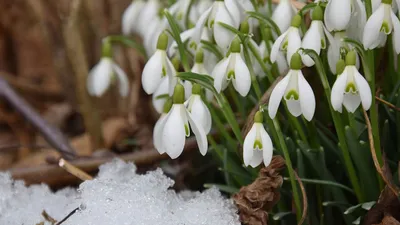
0 159 240 225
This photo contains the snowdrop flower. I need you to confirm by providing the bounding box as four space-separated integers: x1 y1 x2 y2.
327 31 360 74
87 53 129 97
169 0 192 28
331 51 372 113
122 0 145 35
153 99 172 154
137 0 160 37
192 1 238 50
271 14 302 65
184 49 213 101
324 0 366 41
185 84 212 134
243 111 273 168
268 53 316 121
212 37 251 97
272 0 297 33
258 41 288 76
152 77 170 114
363 0 400 54
301 6 332 67
154 84 208 159
142 32 177 95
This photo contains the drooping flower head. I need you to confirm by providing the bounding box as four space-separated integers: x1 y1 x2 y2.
363 0 400 53
268 53 316 121
212 36 251 97
122 0 146 35
331 51 372 113
153 84 208 159
271 14 302 65
243 111 273 168
185 84 212 134
185 49 213 101
142 32 177 95
272 0 297 34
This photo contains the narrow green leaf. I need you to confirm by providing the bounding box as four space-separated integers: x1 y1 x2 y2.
200 40 224 60
283 177 354 194
155 94 169 100
106 35 147 59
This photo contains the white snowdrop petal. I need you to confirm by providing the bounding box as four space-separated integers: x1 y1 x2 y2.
214 4 236 50
184 81 193 100
142 50 165 94
243 124 257 167
354 69 372 111
224 0 241 27
90 58 113 97
249 149 263 168
271 30 289 63
331 69 349 112
268 74 291 119
260 127 273 167
298 71 315 121
189 95 212 134
325 0 351 31
212 57 230 93
166 58 178 96
193 7 212 45
286 28 302 64
286 99 302 117
391 12 400 54
301 21 322 67
232 55 251 97
169 28 195 57
272 0 295 33
187 110 208 156
276 51 289 75
343 93 361 113
363 5 385 49
162 105 186 159
153 114 168 154
112 63 130 97
152 77 170 114
122 2 138 35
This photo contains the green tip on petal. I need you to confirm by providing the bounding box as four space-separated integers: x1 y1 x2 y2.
290 53 302 70
311 5 323 21
173 84 185 104
336 59 346 75
382 0 392 4
163 98 173 113
172 57 180 70
156 32 169 50
239 20 250 34
345 51 357 66
254 111 263 123
192 83 202 95
195 49 204 63
101 38 113 58
291 14 302 28
230 36 241 53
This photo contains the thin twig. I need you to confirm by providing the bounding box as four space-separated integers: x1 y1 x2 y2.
0 76 76 159
42 210 57 224
375 96 400 112
294 170 308 225
55 207 79 225
59 158 93 181
363 109 400 197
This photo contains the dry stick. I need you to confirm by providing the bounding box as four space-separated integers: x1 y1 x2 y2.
55 207 80 225
375 96 400 112
59 158 93 181
63 0 105 152
0 76 76 159
294 170 308 225
363 109 400 197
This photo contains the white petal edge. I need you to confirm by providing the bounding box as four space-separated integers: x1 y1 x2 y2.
112 63 130 97
260 127 273 167
330 68 349 112
270 30 289 63
353 67 372 111
363 5 385 49
142 50 164 94
212 57 230 93
90 58 113 97
232 54 251 97
153 114 167 154
298 71 316 121
162 105 186 159
187 110 208 156
268 74 291 119
243 124 257 167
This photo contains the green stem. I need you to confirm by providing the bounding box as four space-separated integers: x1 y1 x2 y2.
208 135 232 185
219 93 244 143
315 59 364 202
228 86 245 119
105 35 147 59
273 118 302 221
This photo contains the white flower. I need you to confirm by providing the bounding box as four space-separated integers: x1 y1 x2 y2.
324 0 352 31
87 57 129 97
153 113 168 154
331 52 372 113
142 32 177 95
346 0 367 41
192 1 237 50
154 84 208 159
212 37 251 97
152 77 170 114
327 31 360 74
122 0 145 35
272 0 297 33
170 0 192 28
243 111 273 168
137 0 160 37
301 6 331 67
268 53 316 121
185 85 212 134
270 15 302 65
363 1 400 53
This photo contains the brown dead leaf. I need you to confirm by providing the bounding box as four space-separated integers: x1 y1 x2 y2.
233 156 285 225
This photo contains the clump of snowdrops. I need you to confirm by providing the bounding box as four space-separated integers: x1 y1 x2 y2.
86 0 400 224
